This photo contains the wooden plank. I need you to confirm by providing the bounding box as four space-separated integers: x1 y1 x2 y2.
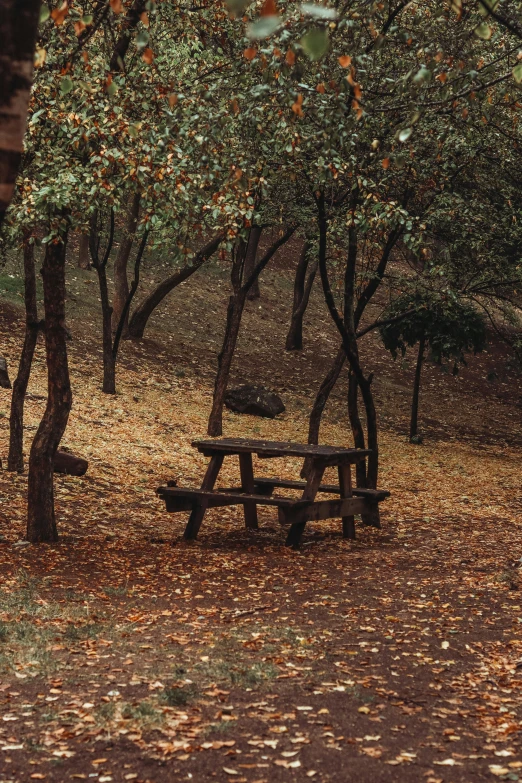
338 463 355 540
193 438 370 462
251 478 390 501
183 454 223 540
285 460 325 548
158 486 298 508
239 453 258 530
281 497 367 525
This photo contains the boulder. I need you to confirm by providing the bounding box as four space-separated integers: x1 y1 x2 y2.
0 356 11 389
225 385 285 419
54 451 88 476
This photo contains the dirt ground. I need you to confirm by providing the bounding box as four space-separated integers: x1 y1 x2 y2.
1 249 522 783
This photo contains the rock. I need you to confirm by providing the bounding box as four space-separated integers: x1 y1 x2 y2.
0 356 11 389
225 385 285 419
54 450 89 476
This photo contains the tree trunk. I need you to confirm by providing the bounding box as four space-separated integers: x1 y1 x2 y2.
8 234 39 471
78 233 90 269
112 191 140 333
207 226 296 437
0 0 41 226
244 225 262 301
207 289 247 437
128 232 223 339
410 333 425 442
347 371 367 487
27 233 72 543
96 262 116 394
286 243 317 351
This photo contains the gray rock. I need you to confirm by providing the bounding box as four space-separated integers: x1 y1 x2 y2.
225 385 285 419
0 356 11 389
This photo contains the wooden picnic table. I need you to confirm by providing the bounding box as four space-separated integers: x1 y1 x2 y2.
157 438 389 547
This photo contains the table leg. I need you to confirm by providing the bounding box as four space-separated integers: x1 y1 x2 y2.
183 454 224 540
285 459 325 548
338 463 355 539
239 452 258 530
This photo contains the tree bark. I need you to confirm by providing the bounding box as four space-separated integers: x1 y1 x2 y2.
347 371 367 487
244 225 262 301
0 0 41 225
26 232 72 543
109 0 148 71
78 233 90 269
208 226 296 437
128 232 224 339
208 288 248 437
286 243 317 351
98 261 116 394
112 191 140 333
8 234 39 471
410 333 425 442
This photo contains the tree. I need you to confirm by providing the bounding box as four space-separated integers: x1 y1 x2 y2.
380 292 487 442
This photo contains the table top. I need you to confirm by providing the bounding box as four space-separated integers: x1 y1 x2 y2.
193 438 371 462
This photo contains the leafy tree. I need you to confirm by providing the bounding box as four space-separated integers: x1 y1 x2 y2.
380 292 487 442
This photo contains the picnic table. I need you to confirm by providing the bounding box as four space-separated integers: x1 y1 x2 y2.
157 438 389 547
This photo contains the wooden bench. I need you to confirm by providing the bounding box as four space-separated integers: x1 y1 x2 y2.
157 438 389 547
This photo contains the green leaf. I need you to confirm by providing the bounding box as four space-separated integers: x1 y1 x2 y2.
82 14 93 24
398 127 413 142
474 23 492 39
300 28 329 60
107 81 118 98
39 4 50 22
60 77 73 95
247 15 281 39
300 3 338 19
513 62 522 83
136 29 149 49
413 66 431 84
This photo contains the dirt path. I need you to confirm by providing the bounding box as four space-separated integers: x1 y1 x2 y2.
1 264 522 782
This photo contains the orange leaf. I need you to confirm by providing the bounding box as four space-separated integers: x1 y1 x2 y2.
338 55 352 68
261 0 277 15
382 157 390 169
316 82 326 93
244 47 257 60
140 11 149 26
292 93 303 117
142 47 154 64
74 20 86 36
285 48 296 66
168 93 178 108
436 72 447 83
51 1 69 26
110 0 124 13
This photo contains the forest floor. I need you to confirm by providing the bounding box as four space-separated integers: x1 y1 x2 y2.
1 246 522 783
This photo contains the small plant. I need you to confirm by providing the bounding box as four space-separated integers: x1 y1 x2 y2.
161 683 198 707
0 622 8 642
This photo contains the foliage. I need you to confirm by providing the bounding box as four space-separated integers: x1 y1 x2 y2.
379 291 487 368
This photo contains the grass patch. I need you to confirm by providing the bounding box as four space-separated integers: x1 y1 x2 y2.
161 683 198 707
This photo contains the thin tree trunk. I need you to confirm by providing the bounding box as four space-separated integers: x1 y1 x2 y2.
8 234 39 471
208 289 247 437
128 232 223 339
0 0 42 226
286 243 316 351
347 371 367 487
112 191 140 333
410 333 425 442
244 225 262 301
97 262 116 394
208 226 295 437
78 233 90 269
26 232 72 543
